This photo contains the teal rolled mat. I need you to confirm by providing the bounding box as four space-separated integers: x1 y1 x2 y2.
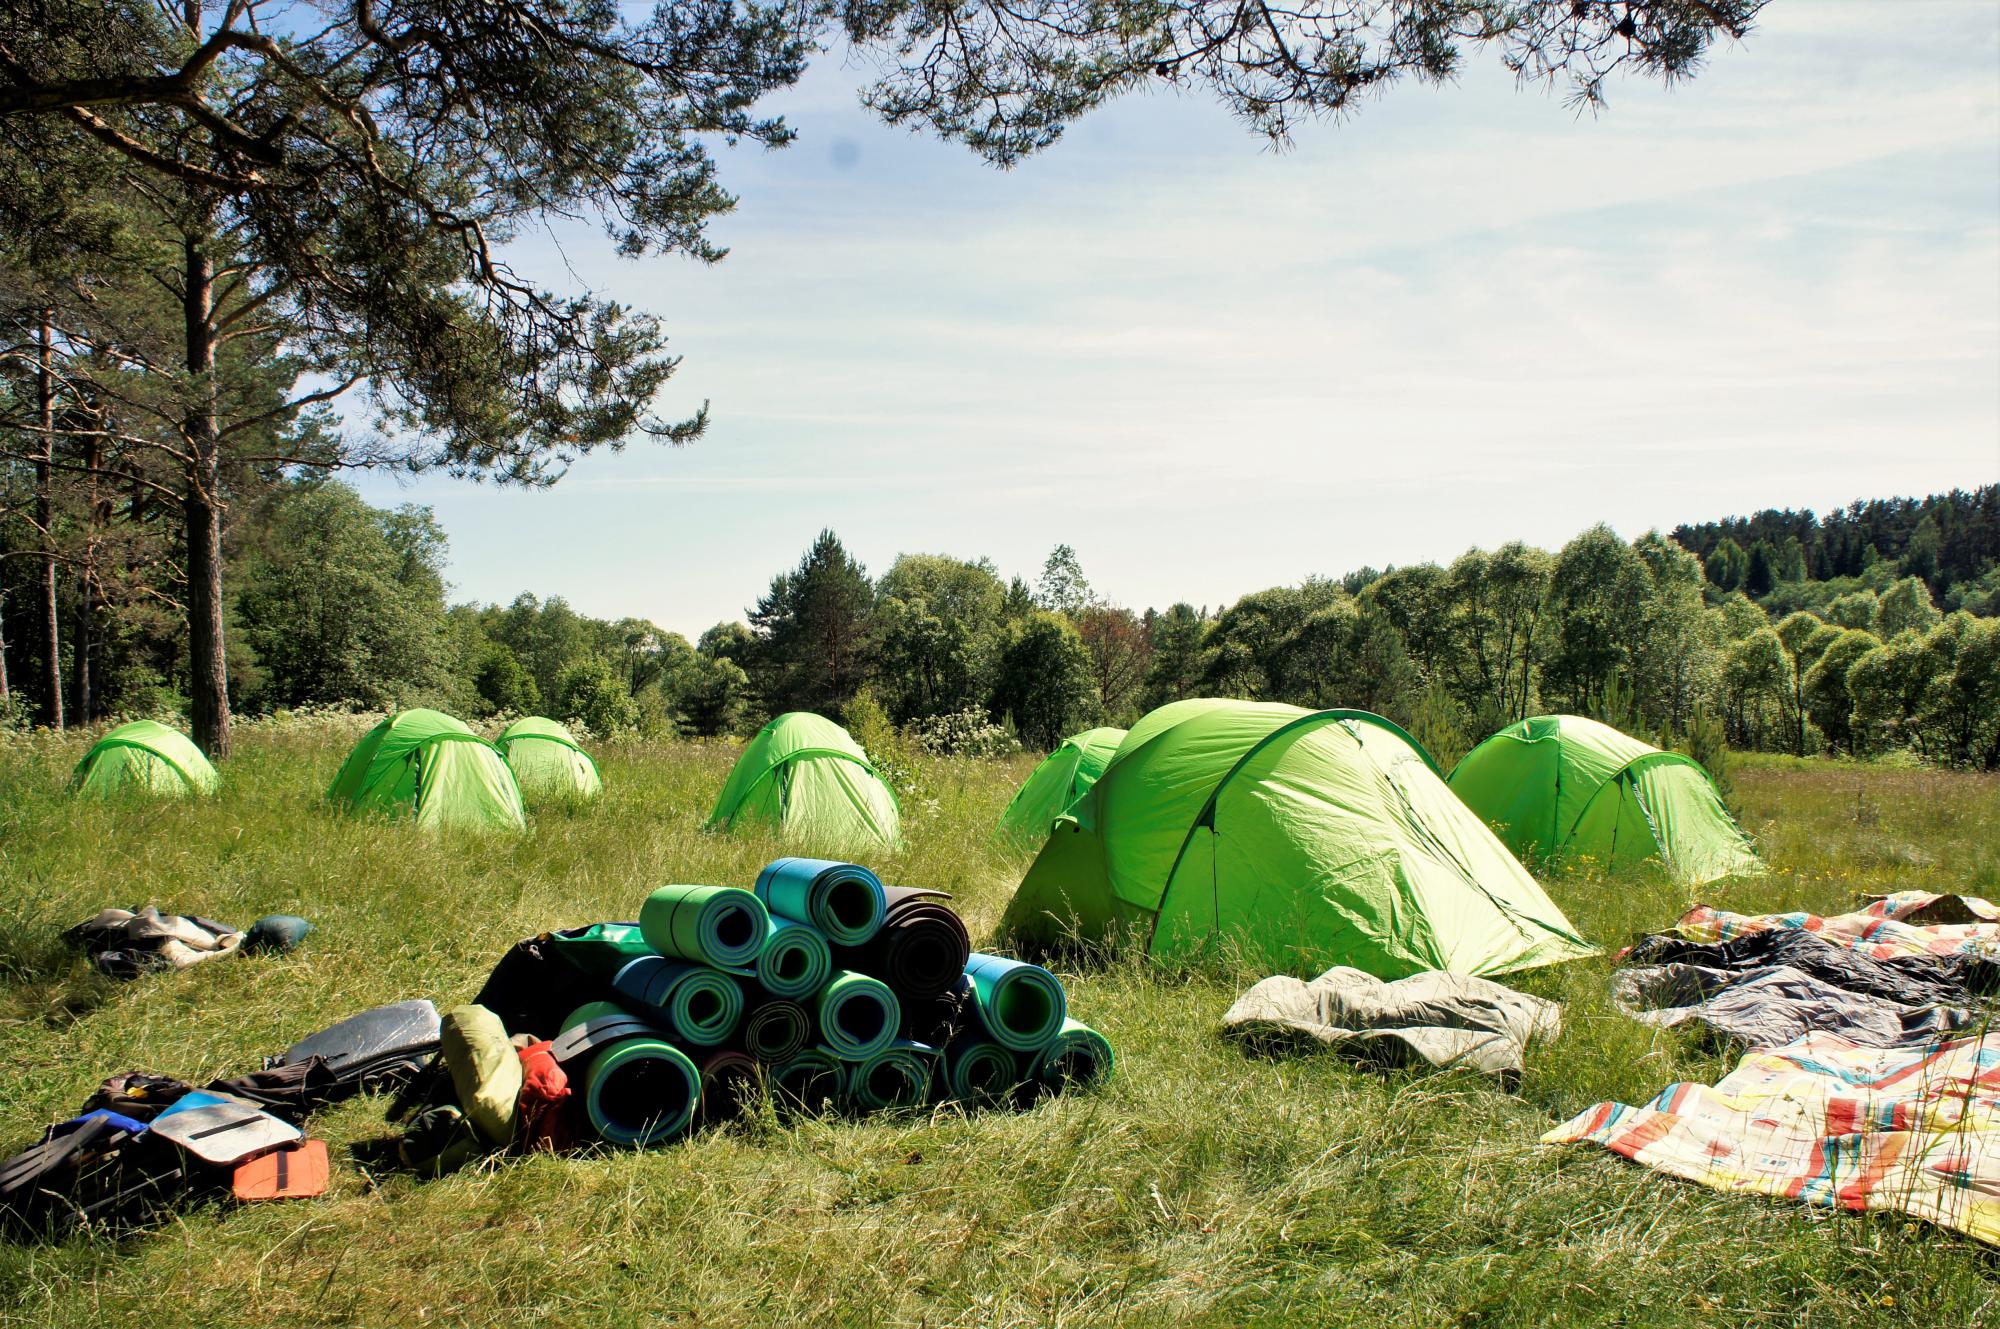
943 1038 1022 1104
756 917 832 1000
815 970 900 1061
770 1047 844 1115
962 953 1067 1053
612 956 744 1046
740 997 811 1063
1025 1018 1115 1093
754 858 886 946
847 1040 938 1112
640 884 769 970
560 1002 698 1146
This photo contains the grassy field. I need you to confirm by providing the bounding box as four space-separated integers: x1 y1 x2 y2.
0 717 1995 1327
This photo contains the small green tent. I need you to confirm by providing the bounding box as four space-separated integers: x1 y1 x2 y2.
71 720 219 798
1000 699 1594 978
995 726 1125 849
495 717 602 802
1448 714 1761 885
706 712 900 852
328 709 526 832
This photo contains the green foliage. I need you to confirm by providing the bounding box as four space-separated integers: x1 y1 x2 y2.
749 530 875 719
1678 701 1735 807
871 553 1006 722
1803 628 1882 756
1876 576 1942 638
1142 602 1209 708
1033 544 1092 617
1407 681 1469 770
555 656 641 738
990 611 1100 749
906 708 1021 759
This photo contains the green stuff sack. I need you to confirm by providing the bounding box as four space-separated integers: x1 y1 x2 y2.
639 884 770 970
846 1041 938 1111
963 953 1067 1053
815 970 900 1061
440 1005 523 1146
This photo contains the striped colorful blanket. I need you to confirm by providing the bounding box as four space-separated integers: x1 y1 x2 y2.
1544 1029 2000 1244
1674 891 2000 963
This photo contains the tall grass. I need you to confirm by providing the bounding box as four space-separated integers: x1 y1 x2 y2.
0 722 1993 1327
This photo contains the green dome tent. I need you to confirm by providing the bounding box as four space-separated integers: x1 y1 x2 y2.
495 717 602 802
327 709 526 832
71 720 220 798
995 726 1125 849
706 712 900 852
1447 714 1761 886
1000 699 1595 978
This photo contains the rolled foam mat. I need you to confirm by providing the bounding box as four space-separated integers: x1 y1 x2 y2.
846 1040 938 1112
770 1047 845 1115
740 997 812 1064
756 917 832 1000
963 953 1068 1053
639 884 770 970
754 858 886 946
612 955 744 1046
943 1038 1023 1104
560 1002 699 1146
815 969 901 1061
1025 1019 1115 1092
695 1048 762 1124
899 977 973 1045
830 885 970 1002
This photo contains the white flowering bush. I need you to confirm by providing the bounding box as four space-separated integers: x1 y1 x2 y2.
907 708 1020 760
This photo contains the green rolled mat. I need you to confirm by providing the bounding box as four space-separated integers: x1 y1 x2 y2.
639 884 770 970
1025 1019 1115 1093
612 956 744 1046
559 1002 698 1146
770 1047 844 1115
740 997 811 1064
943 1038 1022 1104
962 952 1067 1053
846 1040 938 1112
695 1048 762 1125
754 858 886 946
757 917 832 1000
815 970 900 1061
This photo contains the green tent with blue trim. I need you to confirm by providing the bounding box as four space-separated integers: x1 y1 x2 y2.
1000 699 1594 978
707 711 900 852
994 726 1125 849
1448 714 1761 885
328 709 525 832
72 720 219 798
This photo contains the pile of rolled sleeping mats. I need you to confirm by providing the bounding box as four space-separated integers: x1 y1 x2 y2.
517 858 1113 1149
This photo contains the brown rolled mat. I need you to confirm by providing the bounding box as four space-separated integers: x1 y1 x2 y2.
830 886 971 1003
695 1049 762 1124
897 976 973 1046
739 997 812 1064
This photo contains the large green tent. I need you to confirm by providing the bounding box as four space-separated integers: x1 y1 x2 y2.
495 717 602 802
71 720 220 799
327 709 526 832
995 726 1126 849
1448 714 1761 885
706 712 900 852
1000 699 1595 978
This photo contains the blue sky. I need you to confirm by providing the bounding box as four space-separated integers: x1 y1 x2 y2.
353 3 2000 639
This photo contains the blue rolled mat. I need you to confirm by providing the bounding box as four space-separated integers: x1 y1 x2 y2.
754 858 886 946
815 970 900 1061
612 956 745 1046
962 952 1067 1053
639 884 769 970
942 1037 1022 1104
1023 1018 1115 1094
757 917 833 1000
770 1047 845 1115
559 1002 698 1146
846 1040 938 1111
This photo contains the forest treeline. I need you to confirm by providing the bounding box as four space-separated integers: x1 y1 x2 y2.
2 469 1995 769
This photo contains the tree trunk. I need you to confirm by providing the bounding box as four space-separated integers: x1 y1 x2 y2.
0 569 11 705
182 233 231 758
72 427 102 723
36 311 62 730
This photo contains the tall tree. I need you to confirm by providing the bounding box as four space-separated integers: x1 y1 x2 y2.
749 530 875 718
990 610 1099 749
1144 602 1208 708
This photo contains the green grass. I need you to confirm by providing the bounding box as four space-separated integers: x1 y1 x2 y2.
0 717 1995 1327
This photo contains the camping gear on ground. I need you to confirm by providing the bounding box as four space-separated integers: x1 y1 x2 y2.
1676 890 2000 964
399 1105 484 1178
516 1041 575 1153
439 1005 523 1147
70 719 220 799
756 918 833 1000
273 999 442 1091
1221 966 1561 1080
232 1140 330 1201
244 914 311 954
612 956 745 1046
148 1091 302 1166
740 998 812 1064
770 1048 845 1115
994 726 1126 849
707 712 902 852
0 1113 187 1237
943 1039 1021 1104
755 857 887 946
206 1059 346 1122
1022 1019 1115 1094
477 930 618 1039
815 970 901 1060
963 953 1067 1053
1546 1028 2000 1246
494 716 602 802
846 1041 938 1111
560 1002 700 1146
1449 714 1762 886
63 906 242 977
694 1050 762 1123
326 708 526 832
1001 699 1596 978
640 883 770 970
830 885 970 1003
